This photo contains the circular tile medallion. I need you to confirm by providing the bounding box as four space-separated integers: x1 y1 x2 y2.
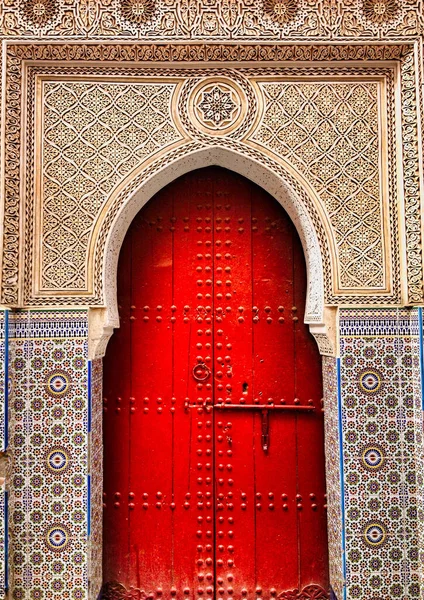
46 525 70 551
359 369 382 393
364 523 386 547
361 445 385 471
47 448 70 474
47 371 70 397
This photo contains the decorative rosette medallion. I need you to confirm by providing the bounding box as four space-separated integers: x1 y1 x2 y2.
260 0 307 33
358 0 403 32
18 0 62 31
113 0 159 34
187 77 248 138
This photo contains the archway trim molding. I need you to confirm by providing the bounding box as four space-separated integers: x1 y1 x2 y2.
95 143 335 357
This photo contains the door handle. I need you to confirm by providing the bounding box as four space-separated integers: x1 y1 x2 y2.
192 363 211 382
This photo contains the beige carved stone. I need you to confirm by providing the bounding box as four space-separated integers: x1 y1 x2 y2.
23 64 399 307
249 76 391 293
0 41 423 311
1 0 423 38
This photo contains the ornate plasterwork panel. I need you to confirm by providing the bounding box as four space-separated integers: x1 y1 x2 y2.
249 77 391 293
26 64 397 306
0 0 423 39
39 80 184 291
1 42 422 309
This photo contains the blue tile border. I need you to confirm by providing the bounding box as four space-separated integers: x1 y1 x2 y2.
10 309 88 339
339 308 421 337
419 308 424 410
336 358 346 600
4 310 9 451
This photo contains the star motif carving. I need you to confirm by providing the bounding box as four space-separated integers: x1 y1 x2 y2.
19 0 59 27
361 0 401 24
197 85 238 128
263 0 300 26
119 0 156 25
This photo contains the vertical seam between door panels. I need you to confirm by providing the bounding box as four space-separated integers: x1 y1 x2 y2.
187 180 193 490
129 226 133 584
251 185 257 593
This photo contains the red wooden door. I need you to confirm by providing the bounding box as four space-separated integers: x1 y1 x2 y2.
102 167 329 600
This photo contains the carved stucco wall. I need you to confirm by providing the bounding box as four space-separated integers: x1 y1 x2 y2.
1 0 424 39
36 71 391 301
1 42 423 316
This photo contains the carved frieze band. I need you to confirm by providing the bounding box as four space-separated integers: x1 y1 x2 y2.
1 0 423 39
1 42 422 307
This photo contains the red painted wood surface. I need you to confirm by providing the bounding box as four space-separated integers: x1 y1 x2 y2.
102 167 329 600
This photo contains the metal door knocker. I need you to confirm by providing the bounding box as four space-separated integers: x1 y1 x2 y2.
192 363 211 381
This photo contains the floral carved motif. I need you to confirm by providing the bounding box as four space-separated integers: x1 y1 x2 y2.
400 51 423 303
101 581 147 599
118 0 156 26
100 583 329 600
1 0 423 37
262 0 300 26
186 77 249 138
197 84 238 128
278 585 329 599
361 0 401 25
19 0 60 28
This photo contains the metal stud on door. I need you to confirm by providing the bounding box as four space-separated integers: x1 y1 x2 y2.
102 168 329 599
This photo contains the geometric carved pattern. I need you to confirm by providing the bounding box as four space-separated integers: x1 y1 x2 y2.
251 80 386 290
0 42 418 307
400 51 423 304
2 0 423 38
41 81 182 290
37 70 396 298
192 81 243 133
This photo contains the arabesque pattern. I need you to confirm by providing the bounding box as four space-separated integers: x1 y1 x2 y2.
251 80 386 290
41 81 182 291
1 0 423 38
34 68 396 300
1 43 418 306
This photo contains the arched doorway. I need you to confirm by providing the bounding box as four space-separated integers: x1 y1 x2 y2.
102 167 329 599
